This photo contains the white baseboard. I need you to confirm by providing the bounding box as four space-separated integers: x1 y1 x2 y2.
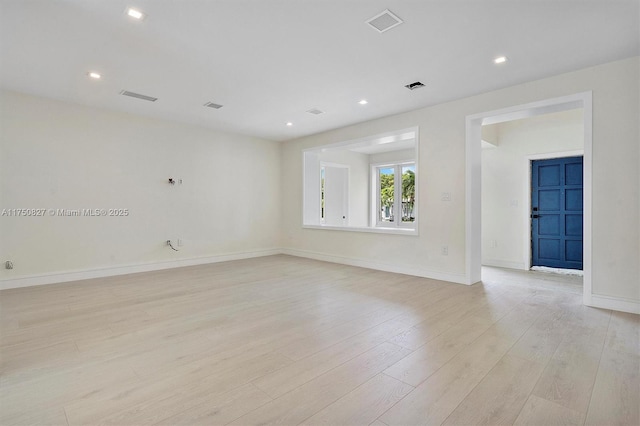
281 248 469 285
0 248 281 290
1 247 470 291
588 294 640 315
3 246 638 315
481 259 527 270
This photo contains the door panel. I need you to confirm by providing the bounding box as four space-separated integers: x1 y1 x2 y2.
539 190 560 210
538 215 559 235
565 163 583 185
324 166 348 226
539 239 561 260
565 215 583 236
566 240 583 262
538 164 560 186
531 156 583 270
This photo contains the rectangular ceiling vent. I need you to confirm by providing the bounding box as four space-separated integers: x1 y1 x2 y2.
119 90 157 102
306 108 324 115
366 9 403 33
405 81 425 91
204 102 224 109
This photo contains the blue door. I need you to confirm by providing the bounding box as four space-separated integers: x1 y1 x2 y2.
531 156 583 270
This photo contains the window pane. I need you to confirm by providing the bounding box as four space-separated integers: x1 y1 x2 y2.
401 165 415 222
379 167 394 223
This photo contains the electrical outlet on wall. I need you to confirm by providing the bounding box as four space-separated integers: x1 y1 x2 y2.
441 246 448 256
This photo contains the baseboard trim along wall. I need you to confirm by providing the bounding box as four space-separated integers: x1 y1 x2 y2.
0 248 281 290
3 248 638 315
481 259 527 270
588 294 640 315
281 248 469 285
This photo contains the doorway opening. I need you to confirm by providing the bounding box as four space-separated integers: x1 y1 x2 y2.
530 155 584 272
466 92 593 306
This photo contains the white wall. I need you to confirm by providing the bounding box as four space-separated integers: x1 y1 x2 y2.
481 125 498 146
481 109 584 269
0 90 281 285
1 57 638 312
281 57 639 307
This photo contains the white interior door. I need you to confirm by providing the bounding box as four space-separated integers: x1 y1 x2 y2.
324 166 348 226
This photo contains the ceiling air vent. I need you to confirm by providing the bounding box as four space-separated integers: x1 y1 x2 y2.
119 90 157 102
306 108 324 115
405 81 425 90
204 102 223 109
366 9 403 33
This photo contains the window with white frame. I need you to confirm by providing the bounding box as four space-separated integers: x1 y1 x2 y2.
373 162 415 228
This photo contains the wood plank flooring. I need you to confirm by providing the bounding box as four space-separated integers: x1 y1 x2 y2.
0 255 637 425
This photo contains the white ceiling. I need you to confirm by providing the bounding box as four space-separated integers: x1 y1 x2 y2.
1 0 638 142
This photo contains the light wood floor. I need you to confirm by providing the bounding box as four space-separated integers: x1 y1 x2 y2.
1 255 638 426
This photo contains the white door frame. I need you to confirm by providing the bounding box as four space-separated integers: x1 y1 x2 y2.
465 91 593 307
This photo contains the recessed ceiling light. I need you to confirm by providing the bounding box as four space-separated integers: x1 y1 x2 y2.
494 56 508 64
358 100 368 105
88 72 101 80
286 122 293 127
126 8 145 20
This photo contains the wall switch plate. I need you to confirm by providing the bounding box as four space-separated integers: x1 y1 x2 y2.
441 192 451 201
177 239 183 247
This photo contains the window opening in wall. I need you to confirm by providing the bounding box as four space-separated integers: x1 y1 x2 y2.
303 127 418 235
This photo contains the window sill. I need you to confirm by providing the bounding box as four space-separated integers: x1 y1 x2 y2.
302 224 418 236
